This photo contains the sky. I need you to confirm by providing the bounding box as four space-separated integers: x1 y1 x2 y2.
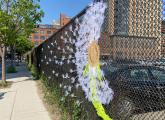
40 0 92 24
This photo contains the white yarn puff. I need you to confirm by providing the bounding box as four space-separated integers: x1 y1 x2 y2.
74 1 114 105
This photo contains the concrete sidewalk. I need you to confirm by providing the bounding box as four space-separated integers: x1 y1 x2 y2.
0 64 51 120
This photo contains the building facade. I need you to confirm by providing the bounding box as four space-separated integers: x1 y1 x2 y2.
161 21 165 57
30 14 71 47
29 24 60 46
60 13 71 26
100 0 162 60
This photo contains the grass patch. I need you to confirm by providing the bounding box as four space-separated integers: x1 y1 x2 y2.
7 66 17 73
36 79 71 120
0 81 13 89
38 74 86 120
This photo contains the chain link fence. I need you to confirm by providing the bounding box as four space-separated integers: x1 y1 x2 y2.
27 0 165 120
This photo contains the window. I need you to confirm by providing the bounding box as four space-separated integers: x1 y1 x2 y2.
47 31 51 34
34 30 38 34
34 35 38 40
133 41 136 48
120 40 123 48
116 40 118 48
137 42 140 48
40 36 45 40
34 42 38 47
151 69 165 81
129 41 132 48
46 36 49 39
129 69 149 81
40 30 45 34
125 41 128 48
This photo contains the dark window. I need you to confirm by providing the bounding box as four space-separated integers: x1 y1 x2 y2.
120 40 123 48
47 31 51 34
129 41 132 48
151 69 165 81
133 40 136 48
34 30 38 34
129 69 150 81
40 30 44 34
125 41 128 48
40 36 45 40
34 42 38 46
34 35 38 40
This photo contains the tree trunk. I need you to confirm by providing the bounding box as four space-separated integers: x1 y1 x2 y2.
20 55 22 63
2 46 6 84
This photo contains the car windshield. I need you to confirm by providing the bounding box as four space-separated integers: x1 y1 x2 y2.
129 69 150 81
150 69 165 81
160 59 165 62
101 65 118 76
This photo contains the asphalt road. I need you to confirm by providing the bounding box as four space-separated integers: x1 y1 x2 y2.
0 63 2 73
0 63 2 78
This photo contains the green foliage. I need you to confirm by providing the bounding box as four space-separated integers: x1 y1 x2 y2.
27 63 32 71
26 55 32 71
72 101 82 120
40 74 70 119
31 65 39 80
0 0 44 46
16 36 34 55
0 0 43 82
40 74 83 120
7 66 17 73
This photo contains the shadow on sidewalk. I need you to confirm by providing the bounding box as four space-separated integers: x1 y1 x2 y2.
0 92 7 100
12 78 34 84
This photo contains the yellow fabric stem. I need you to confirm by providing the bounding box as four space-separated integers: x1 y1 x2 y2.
96 64 102 81
92 100 112 120
84 64 89 76
83 63 113 120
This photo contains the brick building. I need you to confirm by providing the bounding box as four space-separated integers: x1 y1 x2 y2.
100 0 162 60
161 21 165 57
29 24 60 46
30 14 71 47
60 13 71 26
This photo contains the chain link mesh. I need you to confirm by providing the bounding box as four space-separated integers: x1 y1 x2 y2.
28 0 165 120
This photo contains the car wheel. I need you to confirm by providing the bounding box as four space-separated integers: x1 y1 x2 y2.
110 96 135 120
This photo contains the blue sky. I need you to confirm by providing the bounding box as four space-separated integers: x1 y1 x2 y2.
40 0 91 24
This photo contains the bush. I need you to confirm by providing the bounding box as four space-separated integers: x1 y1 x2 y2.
7 66 17 73
31 65 39 80
40 74 84 120
38 75 71 120
27 63 32 71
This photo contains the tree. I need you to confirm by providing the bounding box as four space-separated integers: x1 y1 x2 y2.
0 9 13 83
15 36 34 64
0 0 44 84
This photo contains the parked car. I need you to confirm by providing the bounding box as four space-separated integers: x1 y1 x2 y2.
103 65 165 120
155 59 165 68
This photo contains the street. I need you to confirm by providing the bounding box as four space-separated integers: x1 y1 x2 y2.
0 63 2 78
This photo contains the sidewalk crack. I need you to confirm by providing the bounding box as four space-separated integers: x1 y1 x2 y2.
10 90 17 120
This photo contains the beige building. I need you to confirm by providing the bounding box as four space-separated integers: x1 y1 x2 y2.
100 0 162 60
